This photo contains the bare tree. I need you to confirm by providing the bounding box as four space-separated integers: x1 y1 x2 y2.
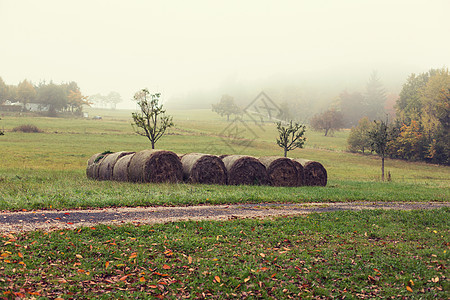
132 89 174 149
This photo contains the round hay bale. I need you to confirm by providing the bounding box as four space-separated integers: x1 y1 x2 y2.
112 153 135 182
86 153 102 179
259 156 301 187
222 155 268 185
290 159 305 186
293 159 327 186
98 151 135 181
128 150 183 183
86 152 111 180
181 153 227 185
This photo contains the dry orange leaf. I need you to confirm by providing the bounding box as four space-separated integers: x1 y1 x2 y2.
215 275 221 283
162 264 171 270
244 277 250 282
75 254 83 259
188 256 193 264
18 252 23 258
139 277 146 282
259 253 265 258
129 253 137 259
406 286 413 292
105 261 110 269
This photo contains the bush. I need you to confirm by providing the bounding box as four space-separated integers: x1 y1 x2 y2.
12 124 43 133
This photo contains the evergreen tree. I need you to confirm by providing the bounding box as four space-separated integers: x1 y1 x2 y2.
364 71 386 121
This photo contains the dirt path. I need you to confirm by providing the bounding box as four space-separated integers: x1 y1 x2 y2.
1 202 449 233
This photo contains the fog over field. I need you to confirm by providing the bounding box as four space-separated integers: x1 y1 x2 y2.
1 0 448 109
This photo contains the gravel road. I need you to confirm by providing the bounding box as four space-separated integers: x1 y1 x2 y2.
1 202 449 233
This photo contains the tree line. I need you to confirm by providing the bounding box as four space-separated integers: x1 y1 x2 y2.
348 68 449 165
0 77 91 116
211 68 448 165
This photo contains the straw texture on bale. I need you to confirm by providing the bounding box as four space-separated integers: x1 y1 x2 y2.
98 151 135 181
222 155 268 185
294 159 327 186
86 153 102 179
86 153 111 180
128 150 183 183
259 156 302 187
181 153 227 184
290 159 305 186
112 153 135 182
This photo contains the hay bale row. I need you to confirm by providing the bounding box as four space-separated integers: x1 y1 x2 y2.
86 151 327 186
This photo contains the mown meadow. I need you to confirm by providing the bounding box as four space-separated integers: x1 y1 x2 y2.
0 108 448 210
0 108 449 298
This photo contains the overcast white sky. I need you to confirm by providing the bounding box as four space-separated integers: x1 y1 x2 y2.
1 0 448 108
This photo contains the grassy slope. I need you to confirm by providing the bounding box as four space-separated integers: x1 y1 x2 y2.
0 109 449 210
0 110 449 299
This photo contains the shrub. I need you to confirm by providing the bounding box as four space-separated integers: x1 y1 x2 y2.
12 124 43 133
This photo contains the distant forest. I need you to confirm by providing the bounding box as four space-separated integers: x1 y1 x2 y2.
0 78 123 116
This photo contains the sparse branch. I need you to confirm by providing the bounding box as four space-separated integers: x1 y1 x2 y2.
276 121 306 157
131 89 174 149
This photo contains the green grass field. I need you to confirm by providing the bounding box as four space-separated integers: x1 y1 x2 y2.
1 209 448 298
0 108 448 211
0 108 449 298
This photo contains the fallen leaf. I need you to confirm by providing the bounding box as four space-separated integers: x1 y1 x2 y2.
18 252 23 258
105 261 110 269
139 277 146 282
432 277 439 283
406 286 413 292
259 253 266 258
129 253 137 259
76 254 83 259
257 267 268 272
188 256 192 264
215 275 221 283
244 277 250 282
28 291 40 296
162 264 170 270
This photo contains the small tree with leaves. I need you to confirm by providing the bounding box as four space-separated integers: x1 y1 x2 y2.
368 119 390 181
132 89 174 149
276 121 306 157
310 108 344 136
212 94 242 121
347 116 374 154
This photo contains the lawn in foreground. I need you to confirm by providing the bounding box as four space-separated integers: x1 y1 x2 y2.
0 169 448 211
1 208 448 299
